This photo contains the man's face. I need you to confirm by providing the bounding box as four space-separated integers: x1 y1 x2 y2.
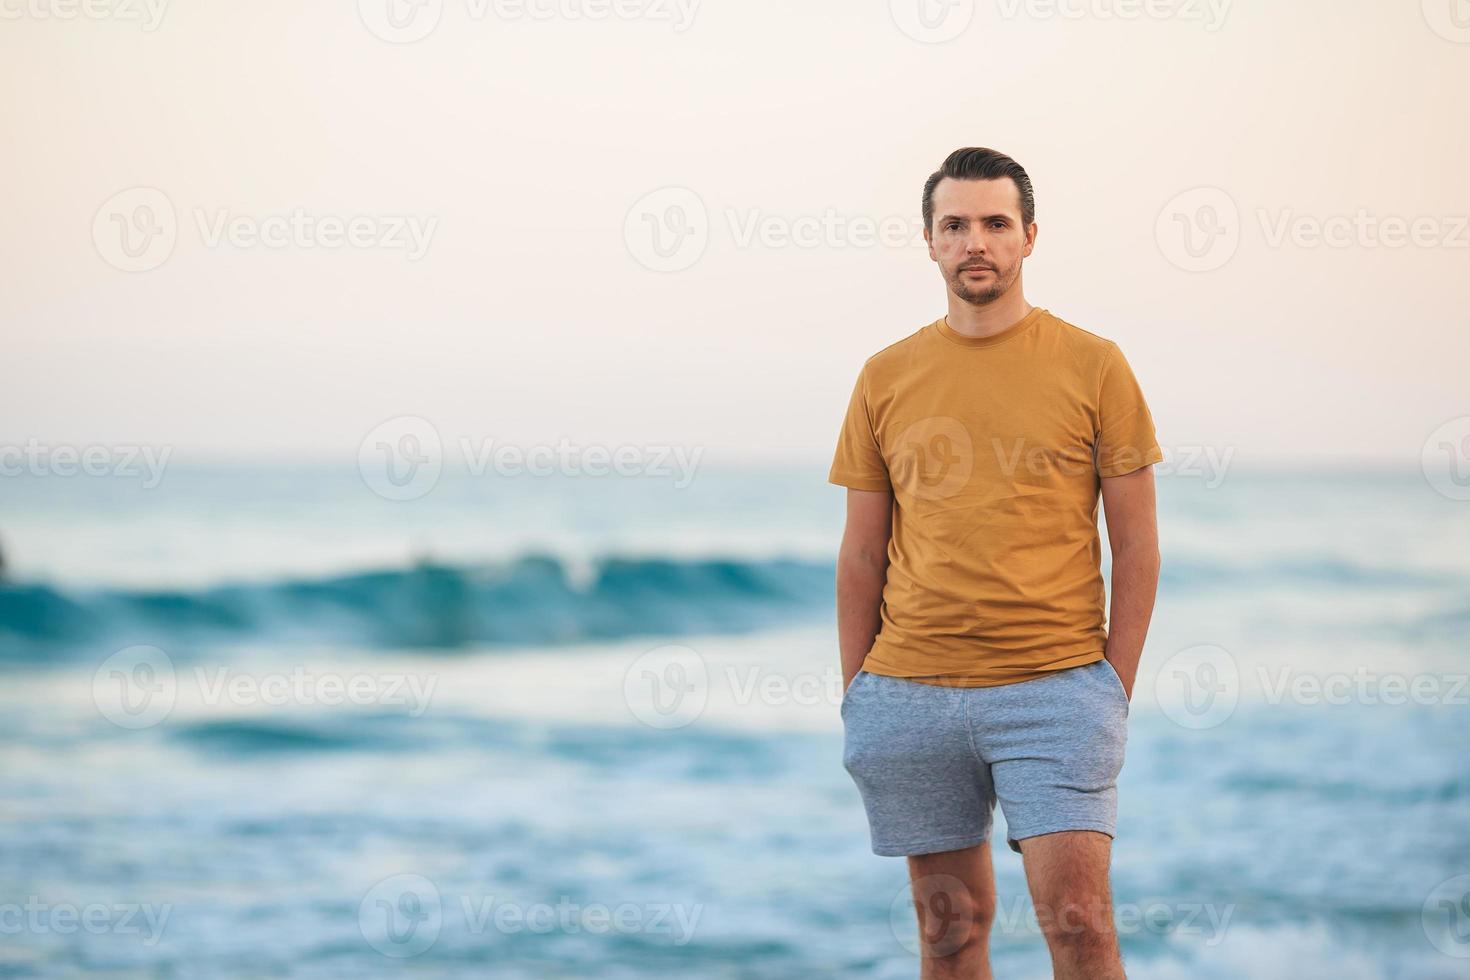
925 177 1036 306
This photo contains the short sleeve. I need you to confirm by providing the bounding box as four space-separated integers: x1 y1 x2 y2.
1095 344 1164 478
828 365 892 491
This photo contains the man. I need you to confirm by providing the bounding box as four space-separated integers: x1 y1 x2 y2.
830 147 1162 980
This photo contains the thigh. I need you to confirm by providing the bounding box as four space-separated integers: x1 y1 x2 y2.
1016 830 1115 940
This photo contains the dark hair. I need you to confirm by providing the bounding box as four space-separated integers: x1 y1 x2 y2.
922 147 1035 231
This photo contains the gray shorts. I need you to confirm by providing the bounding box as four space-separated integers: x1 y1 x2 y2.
841 658 1130 856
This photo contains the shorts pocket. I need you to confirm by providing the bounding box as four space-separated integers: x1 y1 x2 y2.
840 670 869 719
1100 659 1130 716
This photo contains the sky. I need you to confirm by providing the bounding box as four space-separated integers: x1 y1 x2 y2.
3 0 1467 470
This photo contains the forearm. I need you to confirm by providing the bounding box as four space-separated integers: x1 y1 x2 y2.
836 550 888 690
1104 541 1161 691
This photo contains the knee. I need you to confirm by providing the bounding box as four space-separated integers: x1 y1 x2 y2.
911 885 995 957
1034 893 1116 956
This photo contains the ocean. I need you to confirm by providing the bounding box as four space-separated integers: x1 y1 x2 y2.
0 461 1466 978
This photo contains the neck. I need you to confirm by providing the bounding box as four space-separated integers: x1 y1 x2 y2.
943 280 1033 339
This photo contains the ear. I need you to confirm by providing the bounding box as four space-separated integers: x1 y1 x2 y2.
1022 222 1038 258
923 223 937 262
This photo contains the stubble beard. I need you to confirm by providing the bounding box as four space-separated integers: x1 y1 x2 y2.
947 260 1017 307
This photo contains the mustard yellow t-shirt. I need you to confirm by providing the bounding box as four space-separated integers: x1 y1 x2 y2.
828 306 1163 687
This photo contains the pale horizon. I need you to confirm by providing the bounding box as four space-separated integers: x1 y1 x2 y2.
5 1 1466 472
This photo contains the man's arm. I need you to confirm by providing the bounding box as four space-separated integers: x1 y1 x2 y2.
1099 466 1161 700
836 487 893 693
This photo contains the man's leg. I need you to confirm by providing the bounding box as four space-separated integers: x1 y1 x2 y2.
905 841 996 980
842 672 998 974
969 660 1130 974
1016 830 1124 980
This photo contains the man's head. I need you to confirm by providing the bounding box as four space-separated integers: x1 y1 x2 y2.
922 147 1037 307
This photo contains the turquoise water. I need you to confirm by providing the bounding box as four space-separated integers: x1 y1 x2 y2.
0 464 1467 977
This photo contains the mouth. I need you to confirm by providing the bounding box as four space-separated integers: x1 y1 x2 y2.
962 267 992 275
